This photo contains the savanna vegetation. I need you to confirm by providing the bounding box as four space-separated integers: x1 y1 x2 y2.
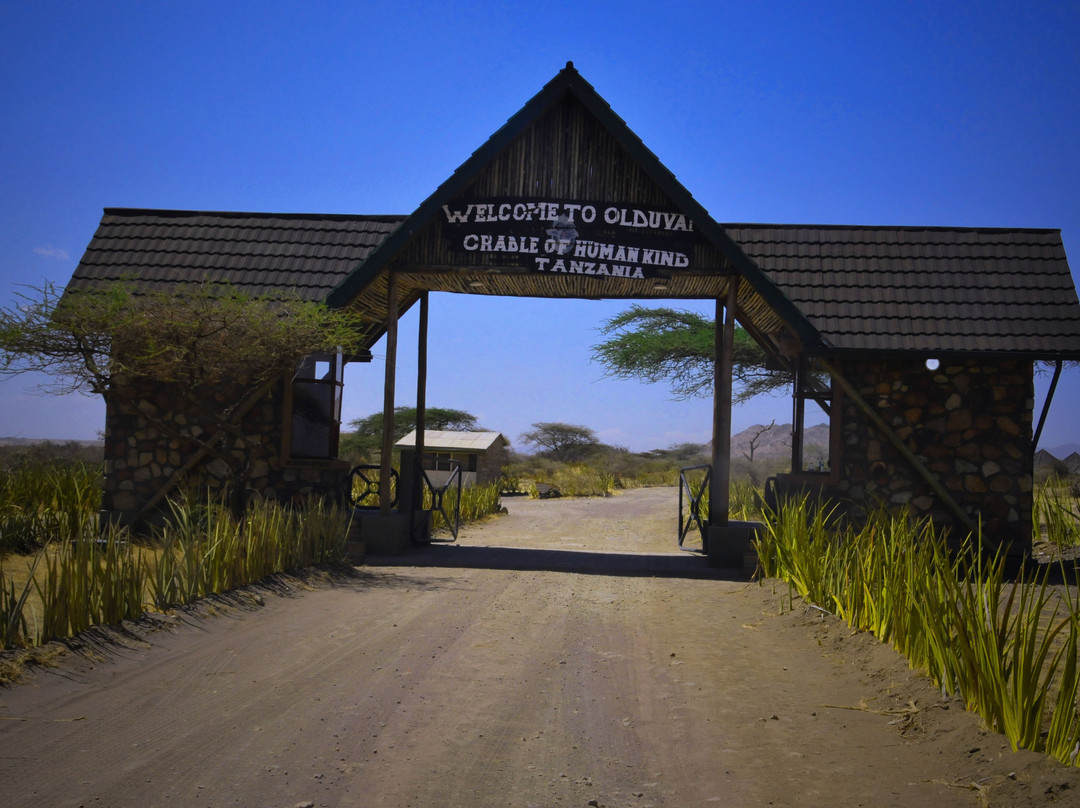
0 444 351 655
501 434 709 497
6 421 1080 770
0 282 368 520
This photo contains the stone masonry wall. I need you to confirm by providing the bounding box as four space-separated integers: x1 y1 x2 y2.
830 357 1033 552
102 378 349 524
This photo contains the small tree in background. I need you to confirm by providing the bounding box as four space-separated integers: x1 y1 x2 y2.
0 281 366 519
520 422 600 462
740 420 776 463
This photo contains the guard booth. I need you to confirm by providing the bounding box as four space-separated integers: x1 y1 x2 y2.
397 431 509 489
65 63 1080 567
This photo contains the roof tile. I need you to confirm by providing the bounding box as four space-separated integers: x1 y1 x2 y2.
67 209 405 304
725 224 1080 355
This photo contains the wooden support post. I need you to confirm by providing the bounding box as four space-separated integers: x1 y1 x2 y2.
379 272 398 514
710 281 738 528
414 291 429 507
791 355 806 473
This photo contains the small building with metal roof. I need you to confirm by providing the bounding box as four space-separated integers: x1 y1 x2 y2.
396 430 510 488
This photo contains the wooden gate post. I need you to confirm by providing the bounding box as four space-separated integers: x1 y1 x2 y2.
709 281 737 528
708 279 757 571
379 272 398 514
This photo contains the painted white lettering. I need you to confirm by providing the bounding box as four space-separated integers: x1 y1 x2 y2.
462 234 479 251
443 204 471 224
581 205 596 223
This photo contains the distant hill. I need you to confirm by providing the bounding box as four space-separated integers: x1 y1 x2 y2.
0 437 102 448
1066 453 1080 475
731 422 830 464
1050 443 1080 459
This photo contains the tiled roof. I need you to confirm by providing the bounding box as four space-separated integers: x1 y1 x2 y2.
725 224 1080 355
67 209 405 302
66 210 1080 358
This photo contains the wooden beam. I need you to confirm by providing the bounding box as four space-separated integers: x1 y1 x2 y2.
414 291 429 506
1033 359 1062 450
791 355 806 472
379 272 398 514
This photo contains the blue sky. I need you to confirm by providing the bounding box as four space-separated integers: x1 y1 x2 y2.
2 1 1078 454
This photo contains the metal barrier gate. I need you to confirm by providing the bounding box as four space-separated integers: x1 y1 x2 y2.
417 455 463 541
678 464 711 551
349 464 398 509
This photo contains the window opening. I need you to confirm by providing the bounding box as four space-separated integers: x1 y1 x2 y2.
287 351 344 460
791 356 838 475
422 451 478 473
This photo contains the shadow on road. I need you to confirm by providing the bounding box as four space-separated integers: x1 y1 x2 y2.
364 543 752 581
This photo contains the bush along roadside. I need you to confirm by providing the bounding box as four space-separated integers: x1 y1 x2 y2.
1 496 350 651
754 496 1080 767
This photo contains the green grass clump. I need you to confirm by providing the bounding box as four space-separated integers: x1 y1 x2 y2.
755 495 1080 767
1035 482 1080 546
0 458 101 553
526 464 616 498
1 496 350 649
148 496 350 610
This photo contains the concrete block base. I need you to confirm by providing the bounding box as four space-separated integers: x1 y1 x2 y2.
707 520 763 573
343 513 365 563
356 511 413 556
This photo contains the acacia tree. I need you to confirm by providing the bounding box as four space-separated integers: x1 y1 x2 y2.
591 304 792 402
520 422 600 462
0 281 366 519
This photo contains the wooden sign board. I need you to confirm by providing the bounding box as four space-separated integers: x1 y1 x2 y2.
441 197 701 279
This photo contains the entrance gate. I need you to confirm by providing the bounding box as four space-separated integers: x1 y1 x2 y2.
330 64 798 568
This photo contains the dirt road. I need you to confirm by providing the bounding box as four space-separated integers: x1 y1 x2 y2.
2 488 1079 807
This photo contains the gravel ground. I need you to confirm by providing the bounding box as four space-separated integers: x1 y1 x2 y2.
2 487 1079 807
